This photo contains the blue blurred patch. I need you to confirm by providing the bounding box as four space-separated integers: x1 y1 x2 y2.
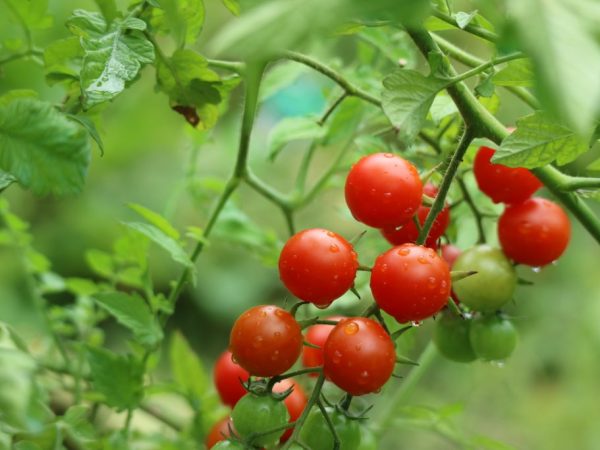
265 76 326 117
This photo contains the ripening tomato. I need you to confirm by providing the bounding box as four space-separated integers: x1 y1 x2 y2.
300 406 361 450
302 316 343 374
370 244 451 323
229 305 303 377
214 350 250 408
273 379 307 442
498 197 570 267
206 416 234 449
441 244 461 303
469 314 518 361
231 393 289 447
381 183 450 249
433 312 477 363
279 229 358 307
345 153 423 228
473 146 542 204
323 317 396 396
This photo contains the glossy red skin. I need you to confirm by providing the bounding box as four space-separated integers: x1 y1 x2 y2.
345 153 423 228
302 316 344 375
474 146 542 204
381 184 450 249
214 350 250 408
229 305 303 377
279 229 358 306
323 317 396 396
206 416 234 449
498 197 570 266
370 244 451 323
441 244 461 303
273 379 308 442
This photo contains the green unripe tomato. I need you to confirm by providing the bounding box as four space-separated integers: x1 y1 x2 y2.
469 314 518 361
231 392 289 447
433 312 477 363
210 441 244 449
300 407 361 450
452 245 517 312
358 426 378 450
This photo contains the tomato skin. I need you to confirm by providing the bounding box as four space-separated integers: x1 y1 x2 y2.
300 406 361 450
214 350 250 408
302 316 344 374
231 393 289 447
452 245 517 312
229 305 303 377
498 197 570 267
279 229 358 306
370 244 451 323
323 317 396 396
441 244 462 303
273 379 308 442
345 153 423 228
433 312 477 363
381 184 450 249
469 314 518 361
206 416 234 449
473 146 542 204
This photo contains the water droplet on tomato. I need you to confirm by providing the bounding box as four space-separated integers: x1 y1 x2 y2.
411 321 422 327
329 244 340 253
384 153 394 158
417 256 429 264
252 336 264 348
383 192 392 198
427 276 437 288
355 344 362 351
531 266 542 273
344 322 359 335
398 247 410 256
271 350 280 361
332 350 342 363
326 231 336 237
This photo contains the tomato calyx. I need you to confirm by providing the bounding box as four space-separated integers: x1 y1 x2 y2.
320 393 373 422
242 378 294 401
450 270 478 282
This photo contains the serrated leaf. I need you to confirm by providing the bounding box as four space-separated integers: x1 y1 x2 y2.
474 74 495 97
4 0 53 30
169 331 208 400
492 59 534 87
128 203 180 240
493 112 589 168
0 171 16 192
479 93 500 115
382 70 446 140
44 37 84 85
62 405 96 442
453 10 478 29
66 114 104 155
94 0 118 22
430 93 458 124
0 98 91 195
267 117 325 161
0 90 38 106
67 10 154 109
87 347 143 410
94 291 163 348
151 0 205 46
222 0 240 15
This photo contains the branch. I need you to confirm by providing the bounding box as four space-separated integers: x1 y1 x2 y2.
431 10 498 42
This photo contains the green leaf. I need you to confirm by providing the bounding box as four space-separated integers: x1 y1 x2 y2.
169 331 209 399
454 10 477 29
382 70 446 140
4 0 53 29
267 117 325 161
430 93 458 125
151 0 205 46
507 0 600 134
94 291 163 348
493 112 589 168
86 249 114 278
94 0 118 22
67 10 154 109
260 61 307 101
44 37 84 85
492 59 534 87
0 171 16 192
87 347 143 410
66 114 104 155
587 157 600 172
474 74 495 97
128 203 180 240
0 98 91 195
222 0 240 15
0 90 38 106
62 405 97 442
13 443 42 450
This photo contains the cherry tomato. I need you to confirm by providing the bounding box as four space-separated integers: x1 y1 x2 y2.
206 416 234 449
498 197 570 267
279 229 358 306
229 305 303 377
323 317 396 396
441 244 461 303
452 245 517 312
433 312 476 363
381 183 450 249
473 146 542 204
299 406 361 450
370 244 451 323
231 393 289 447
345 153 423 228
214 350 250 408
302 316 344 375
273 379 307 442
469 314 518 361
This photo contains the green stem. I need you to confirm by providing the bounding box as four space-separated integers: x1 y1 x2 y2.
318 92 348 125
4 0 33 50
456 177 486 243
0 49 42 67
318 400 341 450
446 52 525 86
207 58 245 73
557 176 600 191
431 10 498 42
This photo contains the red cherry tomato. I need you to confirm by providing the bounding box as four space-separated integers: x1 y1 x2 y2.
345 153 423 228
323 317 396 396
498 197 570 266
229 305 303 377
441 244 461 303
213 350 250 408
302 316 344 375
279 229 358 307
273 379 307 442
473 146 542 204
206 416 234 449
370 244 451 323
381 184 450 248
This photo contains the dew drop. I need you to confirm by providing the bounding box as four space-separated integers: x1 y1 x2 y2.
380 263 389 272
490 360 506 368
427 276 437 287
332 350 342 364
315 302 331 310
397 247 411 256
358 370 369 384
551 260 559 266
417 256 429 264
329 244 340 253
260 310 267 317
344 322 359 335
531 266 542 273
252 335 264 348
326 231 336 237
274 331 281 338
231 354 238 364
383 153 394 158
383 192 392 198
355 344 362 351
271 350 280 361
411 321 422 327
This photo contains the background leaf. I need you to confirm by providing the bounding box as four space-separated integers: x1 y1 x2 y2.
492 59 533 87
267 117 325 161
151 0 205 47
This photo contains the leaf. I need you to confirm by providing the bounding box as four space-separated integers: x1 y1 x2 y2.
4 0 53 29
454 10 478 29
86 249 114 277
169 331 209 400
0 171 16 192
382 70 446 140
66 114 104 155
587 157 600 172
13 443 42 450
222 0 240 15
0 345 36 428
260 61 307 101
94 0 118 22
94 291 163 348
0 90 38 106
474 74 495 97
0 98 91 195
67 10 154 109
430 93 458 124
62 405 96 442
87 346 143 410
128 203 180 240
493 112 589 168
44 37 84 85
151 0 205 47
267 117 325 160
492 59 534 87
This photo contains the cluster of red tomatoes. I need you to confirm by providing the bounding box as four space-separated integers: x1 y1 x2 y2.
206 147 571 449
